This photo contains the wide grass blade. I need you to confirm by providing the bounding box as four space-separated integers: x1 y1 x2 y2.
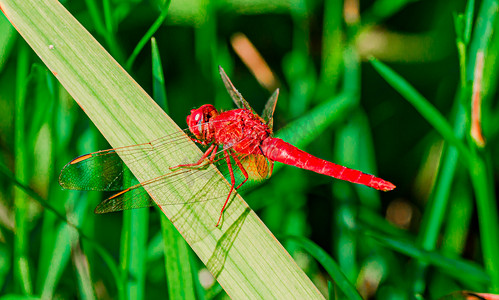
1 0 323 298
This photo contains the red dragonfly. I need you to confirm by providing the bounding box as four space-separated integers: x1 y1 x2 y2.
60 66 395 226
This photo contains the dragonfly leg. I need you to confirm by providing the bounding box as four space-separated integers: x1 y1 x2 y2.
230 152 249 190
170 144 216 170
216 150 237 227
190 137 208 145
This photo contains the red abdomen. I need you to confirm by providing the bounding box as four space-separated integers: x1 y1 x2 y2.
261 138 395 191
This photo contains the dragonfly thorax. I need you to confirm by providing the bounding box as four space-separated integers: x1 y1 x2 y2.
212 109 271 156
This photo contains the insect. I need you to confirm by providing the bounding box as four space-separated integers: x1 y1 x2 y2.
59 66 395 226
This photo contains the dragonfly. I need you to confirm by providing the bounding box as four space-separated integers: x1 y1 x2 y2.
59 66 395 226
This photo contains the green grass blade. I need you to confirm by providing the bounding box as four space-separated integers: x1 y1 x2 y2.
0 161 123 298
73 242 96 300
0 240 11 291
362 0 416 26
151 37 168 111
14 42 32 295
369 57 474 166
0 295 41 300
120 208 148 299
465 0 499 291
441 177 473 255
84 0 123 63
40 218 82 298
412 104 466 293
463 0 475 45
151 37 196 299
0 12 16 73
466 0 498 80
320 0 342 94
469 154 499 291
126 1 171 70
364 229 489 286
1 1 324 298
161 215 196 299
277 91 355 147
283 235 363 300
102 0 113 34
120 163 148 299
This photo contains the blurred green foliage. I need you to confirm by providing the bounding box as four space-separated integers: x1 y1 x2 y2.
1 0 499 299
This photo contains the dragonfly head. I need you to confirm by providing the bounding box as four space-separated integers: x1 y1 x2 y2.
187 104 218 140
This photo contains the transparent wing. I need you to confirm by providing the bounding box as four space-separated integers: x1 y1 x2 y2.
59 119 235 192
92 148 262 214
93 159 229 213
59 128 194 192
218 66 255 113
261 88 279 130
60 128 267 214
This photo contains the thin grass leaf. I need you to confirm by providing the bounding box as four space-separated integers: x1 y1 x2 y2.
277 91 355 147
369 57 474 166
152 37 196 299
0 12 16 72
14 42 32 295
464 0 499 291
1 1 324 298
119 160 148 300
151 37 168 111
0 242 11 290
328 281 336 300
126 1 171 70
40 217 82 299
282 235 363 300
0 161 124 298
120 209 148 299
333 120 361 281
320 0 342 94
363 229 490 285
194 1 216 78
463 0 475 45
278 45 359 150
441 176 473 255
84 0 123 63
466 0 498 80
35 78 74 297
469 154 499 291
454 0 475 86
102 0 113 34
0 295 41 300
73 241 96 300
362 0 416 26
161 215 196 299
411 105 466 293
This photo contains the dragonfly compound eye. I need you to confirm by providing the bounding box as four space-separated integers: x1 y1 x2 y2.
186 104 219 139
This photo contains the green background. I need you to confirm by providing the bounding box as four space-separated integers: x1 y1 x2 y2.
0 0 498 299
